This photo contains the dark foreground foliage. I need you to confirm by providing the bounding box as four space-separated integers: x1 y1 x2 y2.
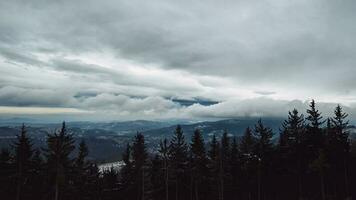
0 100 356 200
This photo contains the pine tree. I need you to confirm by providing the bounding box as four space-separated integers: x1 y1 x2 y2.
239 127 257 200
254 119 274 200
239 127 256 156
159 138 170 200
207 134 220 200
219 130 230 200
229 137 241 199
13 124 33 200
43 122 75 200
75 140 89 171
190 129 208 200
168 125 188 200
306 100 324 129
74 140 90 198
330 105 350 198
208 134 219 162
279 109 305 199
120 143 133 199
254 119 274 160
24 148 44 199
310 149 329 200
150 154 164 200
281 109 305 147
0 148 15 199
131 133 150 200
306 100 325 151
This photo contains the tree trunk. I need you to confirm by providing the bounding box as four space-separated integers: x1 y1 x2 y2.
321 174 325 200
175 180 178 200
142 168 145 200
165 164 169 200
195 181 199 200
343 157 349 198
16 164 22 200
55 180 59 200
258 160 261 200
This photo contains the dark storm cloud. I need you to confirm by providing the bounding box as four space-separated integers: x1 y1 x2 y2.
1 0 356 120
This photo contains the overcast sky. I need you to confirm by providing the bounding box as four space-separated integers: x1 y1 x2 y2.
1 0 356 121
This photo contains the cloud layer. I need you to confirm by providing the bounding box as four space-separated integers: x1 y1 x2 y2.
1 0 356 121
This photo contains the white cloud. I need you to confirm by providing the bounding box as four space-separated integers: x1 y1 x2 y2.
1 0 356 121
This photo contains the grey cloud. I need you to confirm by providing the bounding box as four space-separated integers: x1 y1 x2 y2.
0 49 46 67
0 86 76 107
1 0 356 120
254 90 276 96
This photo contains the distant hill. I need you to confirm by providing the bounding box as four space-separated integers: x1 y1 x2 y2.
1 118 355 162
143 117 284 139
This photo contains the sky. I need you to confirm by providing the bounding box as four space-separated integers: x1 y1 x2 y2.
1 0 356 122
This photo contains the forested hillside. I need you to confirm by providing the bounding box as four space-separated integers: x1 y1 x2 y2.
0 101 355 200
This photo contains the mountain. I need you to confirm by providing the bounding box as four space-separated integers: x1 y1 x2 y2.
142 117 284 138
2 117 354 162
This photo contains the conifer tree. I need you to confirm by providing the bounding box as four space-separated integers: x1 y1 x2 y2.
306 100 325 150
254 119 274 160
190 129 208 200
0 148 14 199
279 109 305 198
168 125 188 200
74 140 89 198
310 149 329 200
159 138 170 200
43 122 75 200
131 133 150 200
229 137 241 199
150 154 164 200
207 134 220 200
120 143 133 198
239 127 256 157
281 109 305 147
219 130 230 200
239 127 256 200
13 124 33 200
254 119 274 200
330 105 350 198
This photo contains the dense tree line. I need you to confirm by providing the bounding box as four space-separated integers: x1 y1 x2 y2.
0 100 356 200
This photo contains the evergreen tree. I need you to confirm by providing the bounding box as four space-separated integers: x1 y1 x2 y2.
168 125 188 200
0 148 15 199
13 124 33 200
306 100 325 151
254 119 274 160
306 100 324 129
229 137 241 199
279 109 306 199
190 129 208 200
73 140 90 199
119 143 133 199
239 127 256 156
330 105 350 198
43 122 75 200
207 134 220 200
150 154 164 200
281 109 305 147
27 148 44 199
219 130 231 200
310 150 329 200
159 138 170 200
131 133 150 200
239 127 257 200
254 119 274 200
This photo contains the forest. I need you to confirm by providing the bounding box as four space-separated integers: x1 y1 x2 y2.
0 100 355 200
